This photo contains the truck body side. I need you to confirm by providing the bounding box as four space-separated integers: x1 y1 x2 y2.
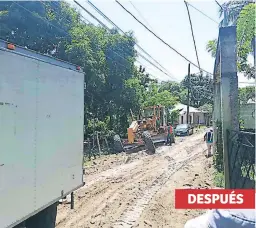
0 41 84 228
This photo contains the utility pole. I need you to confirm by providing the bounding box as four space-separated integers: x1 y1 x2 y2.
186 63 190 124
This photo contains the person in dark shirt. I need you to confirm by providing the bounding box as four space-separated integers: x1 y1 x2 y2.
204 128 213 157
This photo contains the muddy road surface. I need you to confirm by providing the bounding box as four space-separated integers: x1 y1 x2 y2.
56 132 215 228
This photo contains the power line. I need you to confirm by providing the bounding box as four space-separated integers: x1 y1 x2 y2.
86 0 176 80
138 52 173 78
49 1 165 81
185 1 219 24
75 0 173 80
215 0 223 10
115 0 213 76
44 1 163 81
184 1 202 75
129 1 154 31
13 1 172 81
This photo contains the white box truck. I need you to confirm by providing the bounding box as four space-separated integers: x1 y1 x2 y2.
0 40 84 228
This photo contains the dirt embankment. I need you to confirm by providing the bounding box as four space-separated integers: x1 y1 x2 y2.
56 132 215 228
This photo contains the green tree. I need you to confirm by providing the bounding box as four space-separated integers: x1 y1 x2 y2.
158 81 188 105
206 39 217 58
143 90 178 108
181 74 214 108
169 109 179 125
0 1 141 137
238 86 255 104
206 2 255 79
218 1 253 26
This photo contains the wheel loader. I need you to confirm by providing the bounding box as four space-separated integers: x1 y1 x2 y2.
113 105 175 154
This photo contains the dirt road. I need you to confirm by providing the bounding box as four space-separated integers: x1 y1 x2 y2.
56 132 215 228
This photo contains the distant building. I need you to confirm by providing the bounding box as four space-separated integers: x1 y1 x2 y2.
169 103 211 126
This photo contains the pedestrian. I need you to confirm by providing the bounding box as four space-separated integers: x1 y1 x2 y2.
204 128 213 157
165 122 173 146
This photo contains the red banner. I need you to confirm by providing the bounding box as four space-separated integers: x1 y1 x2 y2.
175 189 255 209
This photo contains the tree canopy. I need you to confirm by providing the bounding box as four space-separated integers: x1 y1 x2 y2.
0 1 217 138
206 1 255 79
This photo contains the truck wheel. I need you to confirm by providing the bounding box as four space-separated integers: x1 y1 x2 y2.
26 203 57 228
113 135 124 153
142 131 155 154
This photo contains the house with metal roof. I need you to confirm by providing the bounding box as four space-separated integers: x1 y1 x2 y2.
169 103 211 126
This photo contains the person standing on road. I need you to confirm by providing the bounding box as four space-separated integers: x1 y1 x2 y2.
165 122 173 146
204 128 213 157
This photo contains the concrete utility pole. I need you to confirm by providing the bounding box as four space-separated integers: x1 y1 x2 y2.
220 26 239 188
186 63 190 124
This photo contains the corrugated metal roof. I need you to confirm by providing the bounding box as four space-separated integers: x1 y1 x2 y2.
170 103 201 113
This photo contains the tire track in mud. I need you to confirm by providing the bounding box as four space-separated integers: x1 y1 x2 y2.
57 132 206 227
56 161 143 226
113 146 204 227
56 160 163 228
83 160 142 188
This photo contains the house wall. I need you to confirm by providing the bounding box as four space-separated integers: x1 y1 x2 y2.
193 113 206 125
178 112 207 125
179 113 193 124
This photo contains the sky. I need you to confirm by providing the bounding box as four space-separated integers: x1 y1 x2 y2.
71 0 255 87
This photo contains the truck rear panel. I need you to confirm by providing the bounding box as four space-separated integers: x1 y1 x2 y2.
0 41 84 228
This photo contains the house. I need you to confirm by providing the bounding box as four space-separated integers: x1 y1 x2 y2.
169 103 211 126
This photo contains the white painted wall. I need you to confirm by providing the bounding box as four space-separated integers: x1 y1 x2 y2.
178 112 207 125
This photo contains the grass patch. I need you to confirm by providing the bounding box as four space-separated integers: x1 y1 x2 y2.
214 171 224 188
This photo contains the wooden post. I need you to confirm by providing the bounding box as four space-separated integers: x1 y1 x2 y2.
87 138 91 160
92 119 95 149
96 131 101 156
71 192 74 209
220 26 239 189
186 63 190 124
105 137 109 151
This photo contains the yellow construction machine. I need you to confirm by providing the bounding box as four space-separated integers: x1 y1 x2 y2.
113 105 175 153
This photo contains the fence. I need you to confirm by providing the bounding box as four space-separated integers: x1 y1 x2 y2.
227 130 255 189
83 132 115 160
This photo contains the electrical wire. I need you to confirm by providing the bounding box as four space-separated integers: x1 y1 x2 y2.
185 1 219 24
184 1 202 76
12 1 174 81
115 0 213 76
129 1 154 31
48 1 161 80
73 0 166 79
86 0 176 80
